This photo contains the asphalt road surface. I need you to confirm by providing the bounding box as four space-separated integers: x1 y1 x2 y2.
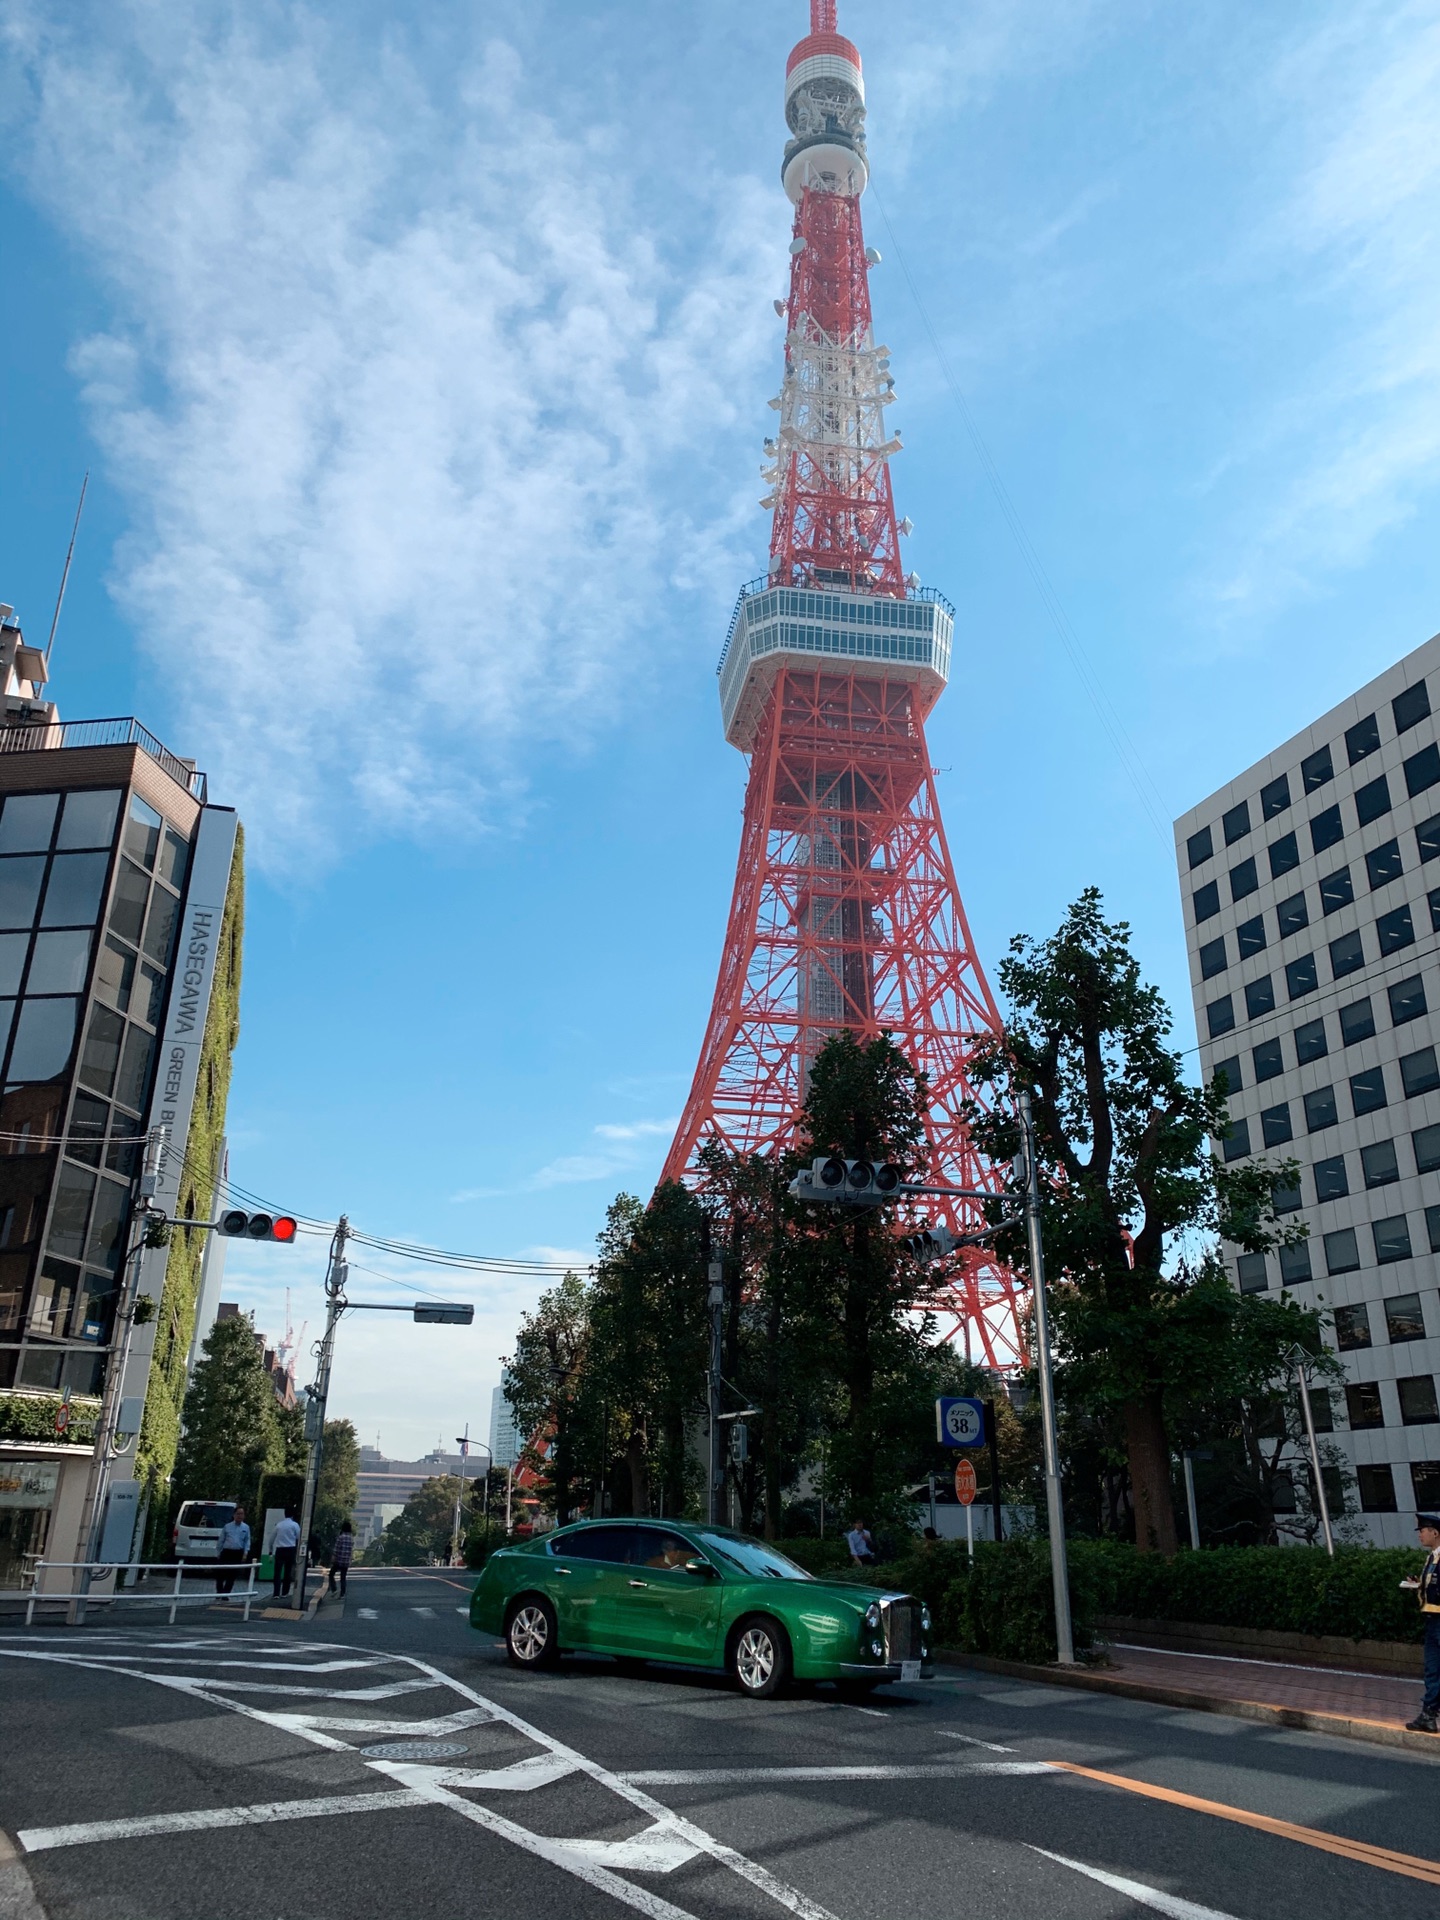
2 1564 1438 1920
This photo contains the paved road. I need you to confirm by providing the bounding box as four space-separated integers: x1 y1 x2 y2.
2 1565 1438 1920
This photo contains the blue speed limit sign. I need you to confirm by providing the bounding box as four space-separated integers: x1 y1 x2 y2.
936 1396 985 1448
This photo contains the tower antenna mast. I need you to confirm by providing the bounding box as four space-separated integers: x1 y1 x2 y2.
45 471 89 675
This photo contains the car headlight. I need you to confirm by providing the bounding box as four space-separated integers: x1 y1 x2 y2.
864 1602 882 1629
920 1605 932 1632
870 1638 885 1658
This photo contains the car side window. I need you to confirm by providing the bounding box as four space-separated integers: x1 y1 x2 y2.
634 1528 694 1570
554 1526 633 1563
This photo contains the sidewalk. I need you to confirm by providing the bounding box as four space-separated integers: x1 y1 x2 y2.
939 1640 1440 1757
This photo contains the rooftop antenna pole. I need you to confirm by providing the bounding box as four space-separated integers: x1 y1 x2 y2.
45 471 89 676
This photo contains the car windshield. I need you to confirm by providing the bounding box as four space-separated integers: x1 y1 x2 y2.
692 1531 812 1581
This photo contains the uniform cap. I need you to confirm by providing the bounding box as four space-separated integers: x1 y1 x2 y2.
1416 1513 1440 1529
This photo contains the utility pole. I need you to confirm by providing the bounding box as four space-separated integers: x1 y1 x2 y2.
1291 1345 1335 1556
72 1126 168 1621
1018 1087 1074 1664
707 1256 724 1526
296 1215 349 1610
451 1424 470 1565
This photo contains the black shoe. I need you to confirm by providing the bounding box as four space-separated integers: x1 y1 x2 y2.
1404 1713 1437 1733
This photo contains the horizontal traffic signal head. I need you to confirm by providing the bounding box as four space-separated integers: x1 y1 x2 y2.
903 1225 959 1262
218 1210 298 1243
797 1157 906 1206
413 1303 475 1325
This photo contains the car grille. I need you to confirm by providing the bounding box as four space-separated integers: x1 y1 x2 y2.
881 1598 921 1662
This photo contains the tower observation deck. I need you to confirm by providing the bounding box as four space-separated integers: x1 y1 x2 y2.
663 2 1023 1367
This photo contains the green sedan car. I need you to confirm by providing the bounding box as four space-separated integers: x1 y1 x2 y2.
469 1518 933 1698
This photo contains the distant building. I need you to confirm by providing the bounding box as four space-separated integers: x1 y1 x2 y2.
0 595 243 1588
489 1375 518 1469
353 1445 464 1542
1176 633 1440 1543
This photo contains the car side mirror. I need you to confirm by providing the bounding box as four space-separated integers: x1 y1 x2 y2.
684 1559 717 1578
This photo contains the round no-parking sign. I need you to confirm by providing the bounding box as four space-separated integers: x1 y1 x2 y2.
954 1458 977 1506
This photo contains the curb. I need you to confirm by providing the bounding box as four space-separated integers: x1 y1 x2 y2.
934 1649 1440 1759
258 1587 326 1623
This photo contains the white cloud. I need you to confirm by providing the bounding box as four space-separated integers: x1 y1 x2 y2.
592 1117 678 1142
1 0 776 868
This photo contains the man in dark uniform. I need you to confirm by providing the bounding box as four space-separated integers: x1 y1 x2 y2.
1401 1512 1440 1733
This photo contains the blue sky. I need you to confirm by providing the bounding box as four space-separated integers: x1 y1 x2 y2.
3 0 1438 1457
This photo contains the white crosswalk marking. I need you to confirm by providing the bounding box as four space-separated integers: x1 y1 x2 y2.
410 1606 436 1618
357 1608 378 1620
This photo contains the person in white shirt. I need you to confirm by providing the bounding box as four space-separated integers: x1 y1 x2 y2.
271 1512 301 1598
845 1520 876 1566
215 1507 250 1598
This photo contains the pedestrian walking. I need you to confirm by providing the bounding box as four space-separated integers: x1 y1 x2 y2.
215 1506 250 1598
1402 1511 1440 1733
271 1511 301 1598
327 1521 355 1596
845 1519 876 1567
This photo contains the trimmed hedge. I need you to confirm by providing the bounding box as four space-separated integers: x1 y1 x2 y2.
0 1391 100 1447
1074 1539 1427 1646
889 1539 1101 1664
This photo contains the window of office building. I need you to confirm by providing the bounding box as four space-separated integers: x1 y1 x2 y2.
1260 1103 1293 1147
1393 683 1431 734
1361 1139 1400 1187
1389 977 1427 1025
1416 1123 1440 1174
1272 1175 1302 1213
1187 825 1214 869
1305 1085 1339 1130
1314 1154 1349 1200
1223 801 1251 846
1366 840 1403 889
1261 773 1291 819
1311 804 1344 855
1418 814 1440 863
1320 867 1354 912
1398 1376 1439 1426
1207 995 1236 1038
1212 1056 1241 1095
1340 998 1376 1044
1269 831 1300 879
1245 977 1276 1019
1236 1252 1268 1294
1199 936 1227 979
1325 1230 1361 1277
1404 742 1440 799
1295 1017 1329 1064
1285 954 1317 999
1351 1066 1388 1115
1330 929 1365 978
1221 1118 1251 1162
1429 888 1440 933
1250 1039 1281 1082
1376 904 1415 955
1357 1464 1397 1512
1346 1383 1385 1429
1383 1292 1426 1341
1355 773 1392 827
1194 880 1220 923
1428 1204 1440 1252
1230 857 1259 902
1279 1241 1312 1284
1401 1046 1440 1096
1334 1300 1371 1345
1414 1462 1440 1508
1302 745 1334 792
1237 915 1266 958
1346 714 1382 764
1373 1215 1412 1263
1276 893 1309 939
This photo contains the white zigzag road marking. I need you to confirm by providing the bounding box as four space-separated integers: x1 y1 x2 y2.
20 1790 425 1853
1027 1848 1245 1920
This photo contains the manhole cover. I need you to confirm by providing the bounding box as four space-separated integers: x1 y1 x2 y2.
360 1740 468 1761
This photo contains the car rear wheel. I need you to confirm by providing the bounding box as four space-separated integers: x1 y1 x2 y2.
730 1617 791 1699
506 1597 559 1669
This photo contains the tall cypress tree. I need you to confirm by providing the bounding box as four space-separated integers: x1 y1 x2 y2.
172 1312 282 1515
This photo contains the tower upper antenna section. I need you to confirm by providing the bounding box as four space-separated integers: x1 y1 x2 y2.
810 1 837 31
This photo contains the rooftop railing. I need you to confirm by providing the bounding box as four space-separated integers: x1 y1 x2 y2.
0 718 208 803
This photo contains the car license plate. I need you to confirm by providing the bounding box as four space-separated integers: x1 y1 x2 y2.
900 1660 921 1683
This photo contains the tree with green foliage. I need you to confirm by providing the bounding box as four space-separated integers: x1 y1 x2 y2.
503 1272 591 1525
361 1475 468 1565
312 1419 361 1558
966 889 1329 1554
172 1311 282 1515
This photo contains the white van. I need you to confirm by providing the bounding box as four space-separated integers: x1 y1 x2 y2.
173 1500 237 1563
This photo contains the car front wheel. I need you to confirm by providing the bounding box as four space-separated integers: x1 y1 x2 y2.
731 1617 791 1699
506 1597 559 1669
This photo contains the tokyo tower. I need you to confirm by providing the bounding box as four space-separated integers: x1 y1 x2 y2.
662 2 1024 1367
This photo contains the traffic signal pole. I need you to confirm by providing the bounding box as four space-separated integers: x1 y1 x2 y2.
707 1258 724 1526
1018 1087 1074 1664
296 1216 349 1611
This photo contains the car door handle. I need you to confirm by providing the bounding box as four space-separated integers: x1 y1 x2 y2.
554 1567 571 1576
628 1579 648 1588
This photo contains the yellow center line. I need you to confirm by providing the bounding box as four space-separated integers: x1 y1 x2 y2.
1051 1762 1440 1887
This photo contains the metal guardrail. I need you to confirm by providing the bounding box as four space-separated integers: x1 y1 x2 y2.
16 1558 259 1624
0 718 208 802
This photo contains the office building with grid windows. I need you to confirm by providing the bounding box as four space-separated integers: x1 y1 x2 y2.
1176 632 1440 1545
0 599 243 1587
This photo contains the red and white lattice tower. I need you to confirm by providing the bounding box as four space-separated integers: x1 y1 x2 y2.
661 3 1024 1367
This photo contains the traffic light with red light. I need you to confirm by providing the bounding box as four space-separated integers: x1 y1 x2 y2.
218 1209 298 1243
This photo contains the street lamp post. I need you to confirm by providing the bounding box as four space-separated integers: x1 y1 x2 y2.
451 1429 492 1564
1018 1087 1075 1665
